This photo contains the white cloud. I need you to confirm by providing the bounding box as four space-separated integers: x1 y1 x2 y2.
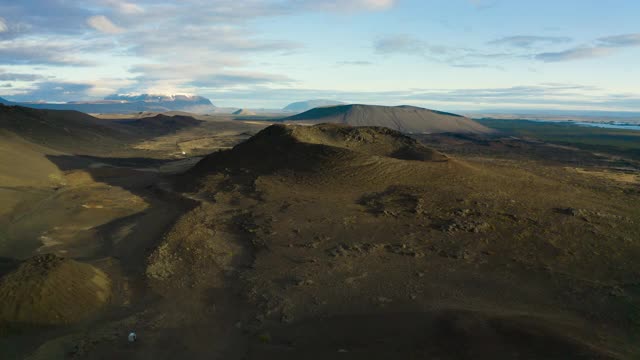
0 18 8 33
306 0 397 12
373 34 497 67
0 38 95 66
488 36 572 48
337 60 374 66
598 33 640 48
86 77 137 97
532 33 640 62
0 71 46 81
536 47 613 62
348 0 396 10
204 83 640 111
103 0 144 15
87 15 124 34
374 34 426 55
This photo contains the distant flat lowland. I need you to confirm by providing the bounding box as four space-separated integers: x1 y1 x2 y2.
478 118 640 160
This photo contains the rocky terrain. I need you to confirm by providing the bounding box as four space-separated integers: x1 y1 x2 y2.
0 111 639 359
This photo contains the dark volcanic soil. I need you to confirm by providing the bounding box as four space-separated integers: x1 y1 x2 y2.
1 121 639 359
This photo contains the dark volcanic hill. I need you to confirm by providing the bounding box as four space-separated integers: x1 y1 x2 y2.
0 104 128 153
160 123 639 359
187 123 447 178
0 94 216 114
0 254 111 327
0 104 202 155
114 114 202 135
285 104 493 134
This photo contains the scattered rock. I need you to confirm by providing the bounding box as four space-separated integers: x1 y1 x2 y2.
281 313 294 323
296 279 314 286
609 286 626 298
500 213 519 222
439 248 474 260
384 243 424 257
302 241 322 249
441 219 490 233
360 187 426 216
326 243 381 257
344 273 368 284
555 207 588 217
453 208 473 217
555 207 629 223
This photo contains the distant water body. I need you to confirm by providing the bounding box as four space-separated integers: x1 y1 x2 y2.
521 119 640 131
572 122 640 131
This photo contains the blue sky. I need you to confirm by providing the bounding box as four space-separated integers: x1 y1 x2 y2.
0 0 639 111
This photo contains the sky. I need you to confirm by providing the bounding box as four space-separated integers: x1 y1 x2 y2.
0 0 639 111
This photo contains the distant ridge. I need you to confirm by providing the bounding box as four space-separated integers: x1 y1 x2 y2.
0 97 15 106
0 104 126 153
0 94 216 114
285 104 493 134
283 99 346 112
0 104 202 154
233 109 257 116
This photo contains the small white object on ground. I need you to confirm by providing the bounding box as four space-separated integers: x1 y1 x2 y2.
128 332 137 343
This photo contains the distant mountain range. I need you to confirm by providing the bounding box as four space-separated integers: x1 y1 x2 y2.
0 96 350 115
0 94 216 114
283 99 346 112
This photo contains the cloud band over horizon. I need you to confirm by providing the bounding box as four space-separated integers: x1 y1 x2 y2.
0 0 638 111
